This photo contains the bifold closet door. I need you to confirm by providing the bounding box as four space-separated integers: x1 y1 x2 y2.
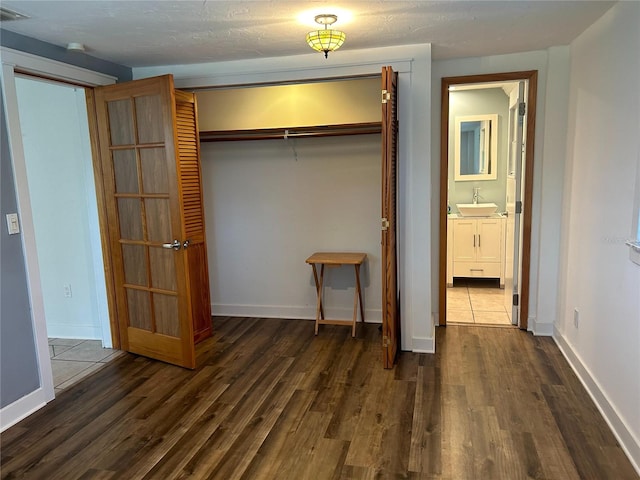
381 65 399 369
93 74 208 369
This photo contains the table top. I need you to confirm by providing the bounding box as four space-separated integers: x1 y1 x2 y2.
306 252 367 265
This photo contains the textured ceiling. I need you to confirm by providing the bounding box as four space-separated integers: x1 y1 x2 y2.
0 1 615 67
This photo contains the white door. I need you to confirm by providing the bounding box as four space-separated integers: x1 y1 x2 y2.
504 81 526 325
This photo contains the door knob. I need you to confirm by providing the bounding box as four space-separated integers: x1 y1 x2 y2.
162 239 181 251
183 239 190 249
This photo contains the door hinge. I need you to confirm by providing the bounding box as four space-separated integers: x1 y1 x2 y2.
381 217 389 231
513 293 519 306
518 102 526 116
382 89 391 104
515 201 523 214
383 335 391 347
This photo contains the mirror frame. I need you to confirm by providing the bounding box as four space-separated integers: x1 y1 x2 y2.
453 113 498 181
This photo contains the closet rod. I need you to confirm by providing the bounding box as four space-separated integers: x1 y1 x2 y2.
199 122 381 142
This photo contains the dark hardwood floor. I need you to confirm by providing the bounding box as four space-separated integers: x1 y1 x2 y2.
1 317 637 479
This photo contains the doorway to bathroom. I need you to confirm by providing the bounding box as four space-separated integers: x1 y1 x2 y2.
10 74 116 394
439 71 538 329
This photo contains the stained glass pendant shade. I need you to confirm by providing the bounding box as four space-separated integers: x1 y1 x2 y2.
306 14 346 58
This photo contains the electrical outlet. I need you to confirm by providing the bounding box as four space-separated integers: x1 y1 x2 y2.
63 284 72 298
573 308 579 328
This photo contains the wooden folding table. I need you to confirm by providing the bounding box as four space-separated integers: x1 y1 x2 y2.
305 252 366 337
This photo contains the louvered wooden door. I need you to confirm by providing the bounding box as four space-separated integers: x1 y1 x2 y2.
174 89 212 345
94 75 211 369
381 66 399 369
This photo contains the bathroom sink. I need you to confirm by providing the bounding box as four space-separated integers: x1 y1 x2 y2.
456 203 498 217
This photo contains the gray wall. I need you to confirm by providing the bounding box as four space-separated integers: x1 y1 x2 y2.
0 88 40 407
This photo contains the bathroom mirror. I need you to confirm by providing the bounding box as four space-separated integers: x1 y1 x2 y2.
454 114 498 181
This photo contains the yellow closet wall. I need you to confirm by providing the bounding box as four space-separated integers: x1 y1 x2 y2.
196 77 380 131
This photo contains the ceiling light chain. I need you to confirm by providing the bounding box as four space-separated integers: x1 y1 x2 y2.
306 14 346 58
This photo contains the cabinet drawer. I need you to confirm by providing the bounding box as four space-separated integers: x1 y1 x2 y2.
453 262 502 278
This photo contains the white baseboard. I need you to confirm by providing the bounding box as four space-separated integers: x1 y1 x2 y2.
411 336 435 353
212 303 382 323
553 327 640 475
528 316 554 336
0 388 48 432
410 315 435 353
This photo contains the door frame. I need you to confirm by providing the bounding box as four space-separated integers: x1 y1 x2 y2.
0 47 117 413
439 70 538 329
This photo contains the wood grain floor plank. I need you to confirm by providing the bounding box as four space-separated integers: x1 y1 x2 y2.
261 409 333 477
336 464 377 479
0 356 152 458
517 431 545 480
323 383 366 441
440 383 475 479
201 365 301 479
136 399 232 479
75 469 118 480
119 378 230 479
408 362 442 475
371 375 416 475
206 357 295 452
0 358 156 479
240 388 318 480
1 320 637 480
342 367 396 467
46 365 226 480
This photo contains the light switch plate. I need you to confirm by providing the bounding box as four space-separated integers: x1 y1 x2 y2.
6 213 20 235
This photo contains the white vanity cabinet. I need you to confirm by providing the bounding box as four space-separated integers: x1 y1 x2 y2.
447 215 505 286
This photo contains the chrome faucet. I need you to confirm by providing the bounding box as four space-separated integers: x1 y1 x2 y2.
472 187 480 204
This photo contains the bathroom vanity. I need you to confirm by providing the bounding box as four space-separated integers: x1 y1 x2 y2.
447 213 506 287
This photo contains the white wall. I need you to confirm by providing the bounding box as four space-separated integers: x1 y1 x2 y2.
135 44 433 352
14 77 108 340
201 135 382 320
556 1 640 470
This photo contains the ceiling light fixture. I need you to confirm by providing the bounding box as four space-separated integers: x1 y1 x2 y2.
306 14 346 59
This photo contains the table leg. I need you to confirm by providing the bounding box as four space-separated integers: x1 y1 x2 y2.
319 264 325 317
314 264 326 335
311 264 319 334
311 263 325 320
351 272 358 338
355 264 365 323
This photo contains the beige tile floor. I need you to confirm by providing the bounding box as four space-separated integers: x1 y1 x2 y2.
48 339 125 395
447 278 513 326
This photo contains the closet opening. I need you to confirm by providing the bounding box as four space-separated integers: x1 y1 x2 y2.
191 70 400 367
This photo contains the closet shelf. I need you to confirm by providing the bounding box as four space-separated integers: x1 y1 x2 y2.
199 122 381 142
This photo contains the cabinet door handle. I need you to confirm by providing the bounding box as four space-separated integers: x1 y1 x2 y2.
473 234 476 247
478 234 481 247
